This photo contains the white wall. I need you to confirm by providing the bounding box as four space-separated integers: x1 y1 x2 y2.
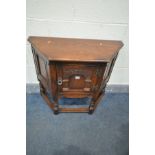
26 0 128 84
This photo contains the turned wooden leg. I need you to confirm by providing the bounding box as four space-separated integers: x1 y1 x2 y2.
53 104 59 114
88 99 95 114
39 82 59 115
53 95 60 115
89 92 100 114
89 90 105 114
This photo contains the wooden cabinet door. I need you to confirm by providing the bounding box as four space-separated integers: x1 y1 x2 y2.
56 62 106 94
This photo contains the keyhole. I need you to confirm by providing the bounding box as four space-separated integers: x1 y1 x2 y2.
57 78 62 85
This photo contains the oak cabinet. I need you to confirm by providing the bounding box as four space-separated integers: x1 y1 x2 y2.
28 36 123 114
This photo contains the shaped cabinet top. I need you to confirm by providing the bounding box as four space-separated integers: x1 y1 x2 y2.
28 36 123 62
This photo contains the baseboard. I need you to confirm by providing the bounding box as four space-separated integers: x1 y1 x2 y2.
26 84 129 94
105 84 129 93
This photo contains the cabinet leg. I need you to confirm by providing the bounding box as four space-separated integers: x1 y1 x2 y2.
88 109 94 114
53 104 59 115
39 82 59 115
54 110 59 115
53 95 61 115
89 90 105 114
88 100 95 114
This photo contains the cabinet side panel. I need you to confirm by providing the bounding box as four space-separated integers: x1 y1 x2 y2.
91 63 107 99
38 57 47 79
105 54 118 83
31 46 48 90
31 46 40 78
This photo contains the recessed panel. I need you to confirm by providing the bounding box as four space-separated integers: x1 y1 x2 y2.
38 57 47 79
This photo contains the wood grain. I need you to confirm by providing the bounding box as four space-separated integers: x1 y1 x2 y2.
28 36 123 62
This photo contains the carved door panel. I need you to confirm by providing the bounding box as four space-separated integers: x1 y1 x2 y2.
56 62 106 93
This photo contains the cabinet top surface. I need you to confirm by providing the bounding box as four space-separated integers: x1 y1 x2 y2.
28 36 123 62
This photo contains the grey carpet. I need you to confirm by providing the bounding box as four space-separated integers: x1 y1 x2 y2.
26 93 129 155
